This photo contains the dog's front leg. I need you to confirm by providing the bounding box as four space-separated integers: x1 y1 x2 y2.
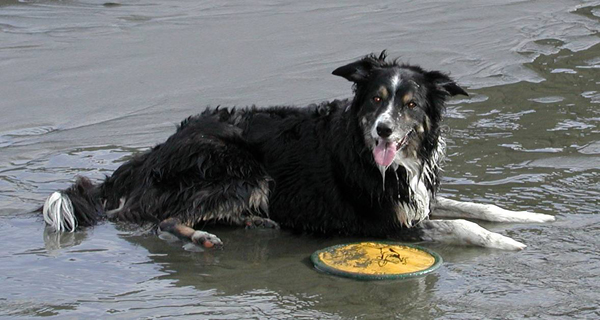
417 219 526 250
432 197 555 223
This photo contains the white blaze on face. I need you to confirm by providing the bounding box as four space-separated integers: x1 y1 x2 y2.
390 73 400 89
371 73 401 141
371 100 398 171
371 102 394 140
371 73 403 170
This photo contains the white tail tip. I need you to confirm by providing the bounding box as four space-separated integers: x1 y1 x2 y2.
43 191 77 232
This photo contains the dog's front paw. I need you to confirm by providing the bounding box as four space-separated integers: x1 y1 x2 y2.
513 211 555 223
482 229 527 250
421 219 527 250
487 206 556 223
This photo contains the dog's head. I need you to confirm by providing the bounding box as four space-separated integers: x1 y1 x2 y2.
333 52 467 171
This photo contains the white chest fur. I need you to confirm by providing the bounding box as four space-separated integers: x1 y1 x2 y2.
394 137 445 227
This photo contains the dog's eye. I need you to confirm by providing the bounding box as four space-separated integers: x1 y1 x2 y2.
373 96 382 103
407 101 417 109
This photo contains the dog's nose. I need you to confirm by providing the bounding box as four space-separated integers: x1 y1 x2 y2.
376 123 393 138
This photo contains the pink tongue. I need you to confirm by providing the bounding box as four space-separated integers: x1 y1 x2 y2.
373 140 398 167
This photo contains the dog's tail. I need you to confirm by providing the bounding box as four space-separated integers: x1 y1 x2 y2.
42 176 104 232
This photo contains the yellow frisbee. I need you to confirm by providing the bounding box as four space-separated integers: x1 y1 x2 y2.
311 242 442 280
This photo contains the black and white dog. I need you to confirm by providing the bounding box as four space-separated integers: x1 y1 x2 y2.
42 52 554 250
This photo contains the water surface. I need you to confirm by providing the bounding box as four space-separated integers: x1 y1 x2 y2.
1 1 599 318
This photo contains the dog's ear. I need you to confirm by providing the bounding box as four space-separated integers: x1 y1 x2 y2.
425 71 469 96
332 57 378 83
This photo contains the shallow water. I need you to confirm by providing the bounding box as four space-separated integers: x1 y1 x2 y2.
1 0 599 319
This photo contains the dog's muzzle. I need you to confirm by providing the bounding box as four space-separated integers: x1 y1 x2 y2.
372 129 413 167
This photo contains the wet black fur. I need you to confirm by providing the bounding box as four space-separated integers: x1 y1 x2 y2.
53 52 466 239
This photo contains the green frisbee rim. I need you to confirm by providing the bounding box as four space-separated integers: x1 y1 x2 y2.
311 241 443 280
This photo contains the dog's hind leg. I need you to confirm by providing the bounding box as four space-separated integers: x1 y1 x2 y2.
186 178 278 229
417 219 526 250
243 216 280 229
158 217 223 248
431 197 555 223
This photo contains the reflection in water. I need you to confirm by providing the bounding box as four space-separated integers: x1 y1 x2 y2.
121 227 440 319
43 225 87 253
38 224 440 318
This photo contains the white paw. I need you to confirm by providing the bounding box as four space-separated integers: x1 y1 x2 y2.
421 219 527 251
483 229 527 251
451 219 527 250
488 207 556 223
432 197 556 223
512 211 555 223
191 231 223 248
